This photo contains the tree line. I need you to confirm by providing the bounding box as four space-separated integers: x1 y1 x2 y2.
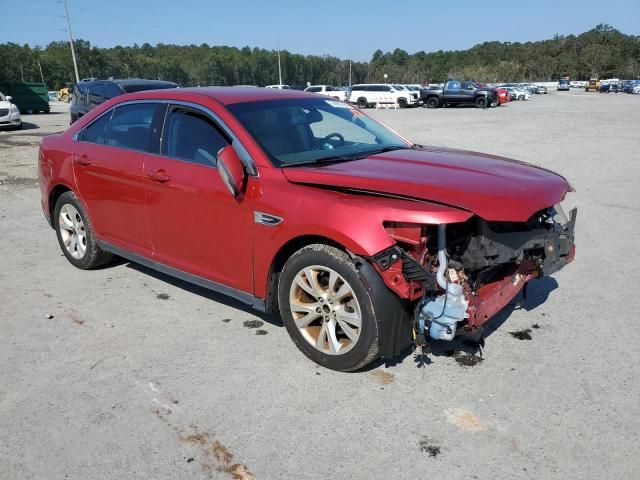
1 24 638 90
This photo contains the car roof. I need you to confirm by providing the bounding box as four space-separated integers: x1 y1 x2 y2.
77 78 178 87
114 86 318 105
111 78 178 87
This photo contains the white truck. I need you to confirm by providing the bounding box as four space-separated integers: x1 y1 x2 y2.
347 83 420 108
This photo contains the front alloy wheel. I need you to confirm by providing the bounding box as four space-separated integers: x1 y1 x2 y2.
289 265 362 355
279 244 379 371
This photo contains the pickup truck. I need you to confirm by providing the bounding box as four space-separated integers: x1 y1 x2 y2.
420 80 497 108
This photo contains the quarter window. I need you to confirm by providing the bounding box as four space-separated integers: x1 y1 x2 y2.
104 82 123 100
162 107 228 167
89 83 105 105
106 103 160 152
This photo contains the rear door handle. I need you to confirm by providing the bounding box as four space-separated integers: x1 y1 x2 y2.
148 170 171 183
76 155 91 166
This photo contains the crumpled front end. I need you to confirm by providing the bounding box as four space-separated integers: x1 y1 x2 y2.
368 203 577 353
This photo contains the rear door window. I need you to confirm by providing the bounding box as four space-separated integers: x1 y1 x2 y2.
161 106 229 167
84 110 113 144
106 103 161 152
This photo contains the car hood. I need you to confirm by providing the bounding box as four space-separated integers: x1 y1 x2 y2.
281 147 570 222
0 101 11 109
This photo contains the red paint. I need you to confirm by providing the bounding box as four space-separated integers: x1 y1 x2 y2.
495 88 511 104
281 147 569 222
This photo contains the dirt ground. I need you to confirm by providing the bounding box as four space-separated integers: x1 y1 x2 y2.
1 91 639 479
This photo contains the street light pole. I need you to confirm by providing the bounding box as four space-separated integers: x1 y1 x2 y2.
277 38 282 87
63 0 80 83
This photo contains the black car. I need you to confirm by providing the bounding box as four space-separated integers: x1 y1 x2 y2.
69 78 179 123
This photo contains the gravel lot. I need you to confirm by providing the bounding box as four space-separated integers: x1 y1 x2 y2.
1 91 639 480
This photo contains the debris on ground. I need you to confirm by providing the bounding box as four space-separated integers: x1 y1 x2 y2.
242 320 264 329
509 329 533 340
453 352 484 367
419 438 441 457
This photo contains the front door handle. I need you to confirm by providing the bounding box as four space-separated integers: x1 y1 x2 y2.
148 170 171 183
76 155 91 166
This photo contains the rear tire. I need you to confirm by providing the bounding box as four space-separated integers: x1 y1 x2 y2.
425 96 439 108
54 191 112 270
278 244 379 372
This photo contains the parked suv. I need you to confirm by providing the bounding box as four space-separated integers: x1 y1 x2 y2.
69 78 178 123
39 87 576 372
304 85 347 101
348 84 419 108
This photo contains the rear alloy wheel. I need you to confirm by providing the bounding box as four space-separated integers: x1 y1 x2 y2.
278 244 379 371
54 191 112 269
426 96 439 108
357 97 368 108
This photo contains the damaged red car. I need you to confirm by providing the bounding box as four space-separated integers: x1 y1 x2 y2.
39 87 576 371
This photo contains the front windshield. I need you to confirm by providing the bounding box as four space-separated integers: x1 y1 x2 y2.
227 98 409 167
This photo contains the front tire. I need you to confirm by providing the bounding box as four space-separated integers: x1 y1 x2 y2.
357 97 368 109
278 244 379 372
54 191 112 269
398 98 408 108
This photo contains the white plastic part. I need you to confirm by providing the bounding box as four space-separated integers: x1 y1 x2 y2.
420 224 468 341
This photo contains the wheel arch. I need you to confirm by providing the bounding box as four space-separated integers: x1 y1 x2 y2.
48 183 74 227
265 234 414 361
264 234 348 315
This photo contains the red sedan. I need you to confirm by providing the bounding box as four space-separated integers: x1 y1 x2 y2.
495 87 511 105
39 87 576 371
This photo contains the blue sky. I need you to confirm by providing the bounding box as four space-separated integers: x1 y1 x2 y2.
3 0 639 61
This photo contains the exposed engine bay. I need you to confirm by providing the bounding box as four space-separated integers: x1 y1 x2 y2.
370 204 577 347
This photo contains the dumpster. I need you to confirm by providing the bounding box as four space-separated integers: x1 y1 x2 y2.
0 82 50 114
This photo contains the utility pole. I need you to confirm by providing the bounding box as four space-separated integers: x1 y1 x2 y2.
37 59 46 86
277 38 283 87
63 0 80 83
349 59 352 86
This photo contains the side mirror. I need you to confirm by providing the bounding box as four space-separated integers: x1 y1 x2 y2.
216 145 246 197
6 96 13 102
